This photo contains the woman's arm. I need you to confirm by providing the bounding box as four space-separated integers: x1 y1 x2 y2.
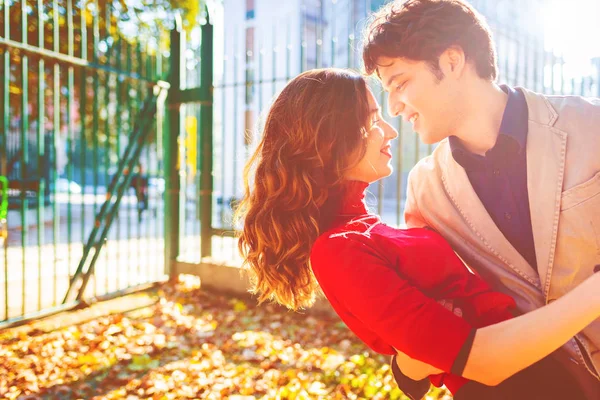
318 237 600 386
461 272 600 386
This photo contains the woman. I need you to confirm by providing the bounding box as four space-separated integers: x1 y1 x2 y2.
235 68 600 399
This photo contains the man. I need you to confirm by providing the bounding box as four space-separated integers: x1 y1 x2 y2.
362 0 600 398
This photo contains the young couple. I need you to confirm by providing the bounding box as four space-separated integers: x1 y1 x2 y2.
236 0 600 398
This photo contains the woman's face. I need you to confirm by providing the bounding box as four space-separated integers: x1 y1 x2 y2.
344 88 398 183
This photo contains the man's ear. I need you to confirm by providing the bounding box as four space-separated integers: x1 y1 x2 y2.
439 45 466 78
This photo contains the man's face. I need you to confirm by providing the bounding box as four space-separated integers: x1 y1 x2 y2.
378 56 462 145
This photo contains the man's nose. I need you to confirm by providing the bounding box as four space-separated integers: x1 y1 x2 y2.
388 96 404 118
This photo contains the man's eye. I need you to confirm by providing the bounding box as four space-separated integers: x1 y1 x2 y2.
396 81 407 91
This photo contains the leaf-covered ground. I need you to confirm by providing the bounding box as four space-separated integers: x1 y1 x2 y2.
0 276 451 399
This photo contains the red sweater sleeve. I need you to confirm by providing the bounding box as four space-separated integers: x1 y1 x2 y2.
313 237 474 373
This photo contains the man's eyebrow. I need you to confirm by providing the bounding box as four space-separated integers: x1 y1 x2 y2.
385 72 404 90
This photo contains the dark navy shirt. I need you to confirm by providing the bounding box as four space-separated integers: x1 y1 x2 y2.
449 85 537 272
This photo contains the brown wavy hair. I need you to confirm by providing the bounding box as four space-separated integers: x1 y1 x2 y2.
363 0 497 81
235 68 371 311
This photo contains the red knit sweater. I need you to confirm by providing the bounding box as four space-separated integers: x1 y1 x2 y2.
310 181 516 393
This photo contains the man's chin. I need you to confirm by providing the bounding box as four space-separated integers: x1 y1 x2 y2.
417 131 444 146
416 131 433 145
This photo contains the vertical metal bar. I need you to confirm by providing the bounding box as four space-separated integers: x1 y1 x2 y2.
523 32 529 89
153 46 161 277
156 45 162 80
541 40 548 94
80 1 88 247
272 25 277 97
196 101 202 261
145 43 152 279
91 0 100 296
2 0 9 40
37 0 46 311
331 0 336 67
200 15 214 259
153 48 161 277
316 0 323 68
21 0 30 316
514 28 520 86
220 47 228 240
165 21 184 274
131 41 139 279
104 0 112 293
232 32 238 238
503 29 509 85
2 0 10 319
67 0 75 286
559 54 564 95
348 0 354 69
115 36 123 289
52 0 60 306
300 9 306 72
258 39 262 119
136 41 143 278
532 38 539 93
550 52 555 95
286 20 291 81
125 39 132 285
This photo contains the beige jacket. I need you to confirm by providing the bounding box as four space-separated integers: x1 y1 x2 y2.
405 87 600 380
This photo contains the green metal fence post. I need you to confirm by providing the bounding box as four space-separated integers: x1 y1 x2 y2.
200 12 214 259
165 17 184 275
20 0 30 316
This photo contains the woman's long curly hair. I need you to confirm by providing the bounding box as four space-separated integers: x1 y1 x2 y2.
235 68 371 311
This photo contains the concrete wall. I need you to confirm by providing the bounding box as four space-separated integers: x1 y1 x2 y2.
173 260 338 316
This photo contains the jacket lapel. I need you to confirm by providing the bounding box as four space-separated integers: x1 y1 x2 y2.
521 89 567 300
441 145 541 286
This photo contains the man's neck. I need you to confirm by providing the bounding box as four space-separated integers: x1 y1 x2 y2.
452 82 509 156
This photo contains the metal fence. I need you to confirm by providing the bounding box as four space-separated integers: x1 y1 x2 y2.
0 0 170 325
187 0 600 266
2 0 599 324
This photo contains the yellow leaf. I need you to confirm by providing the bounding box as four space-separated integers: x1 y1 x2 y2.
233 300 247 312
77 354 98 365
